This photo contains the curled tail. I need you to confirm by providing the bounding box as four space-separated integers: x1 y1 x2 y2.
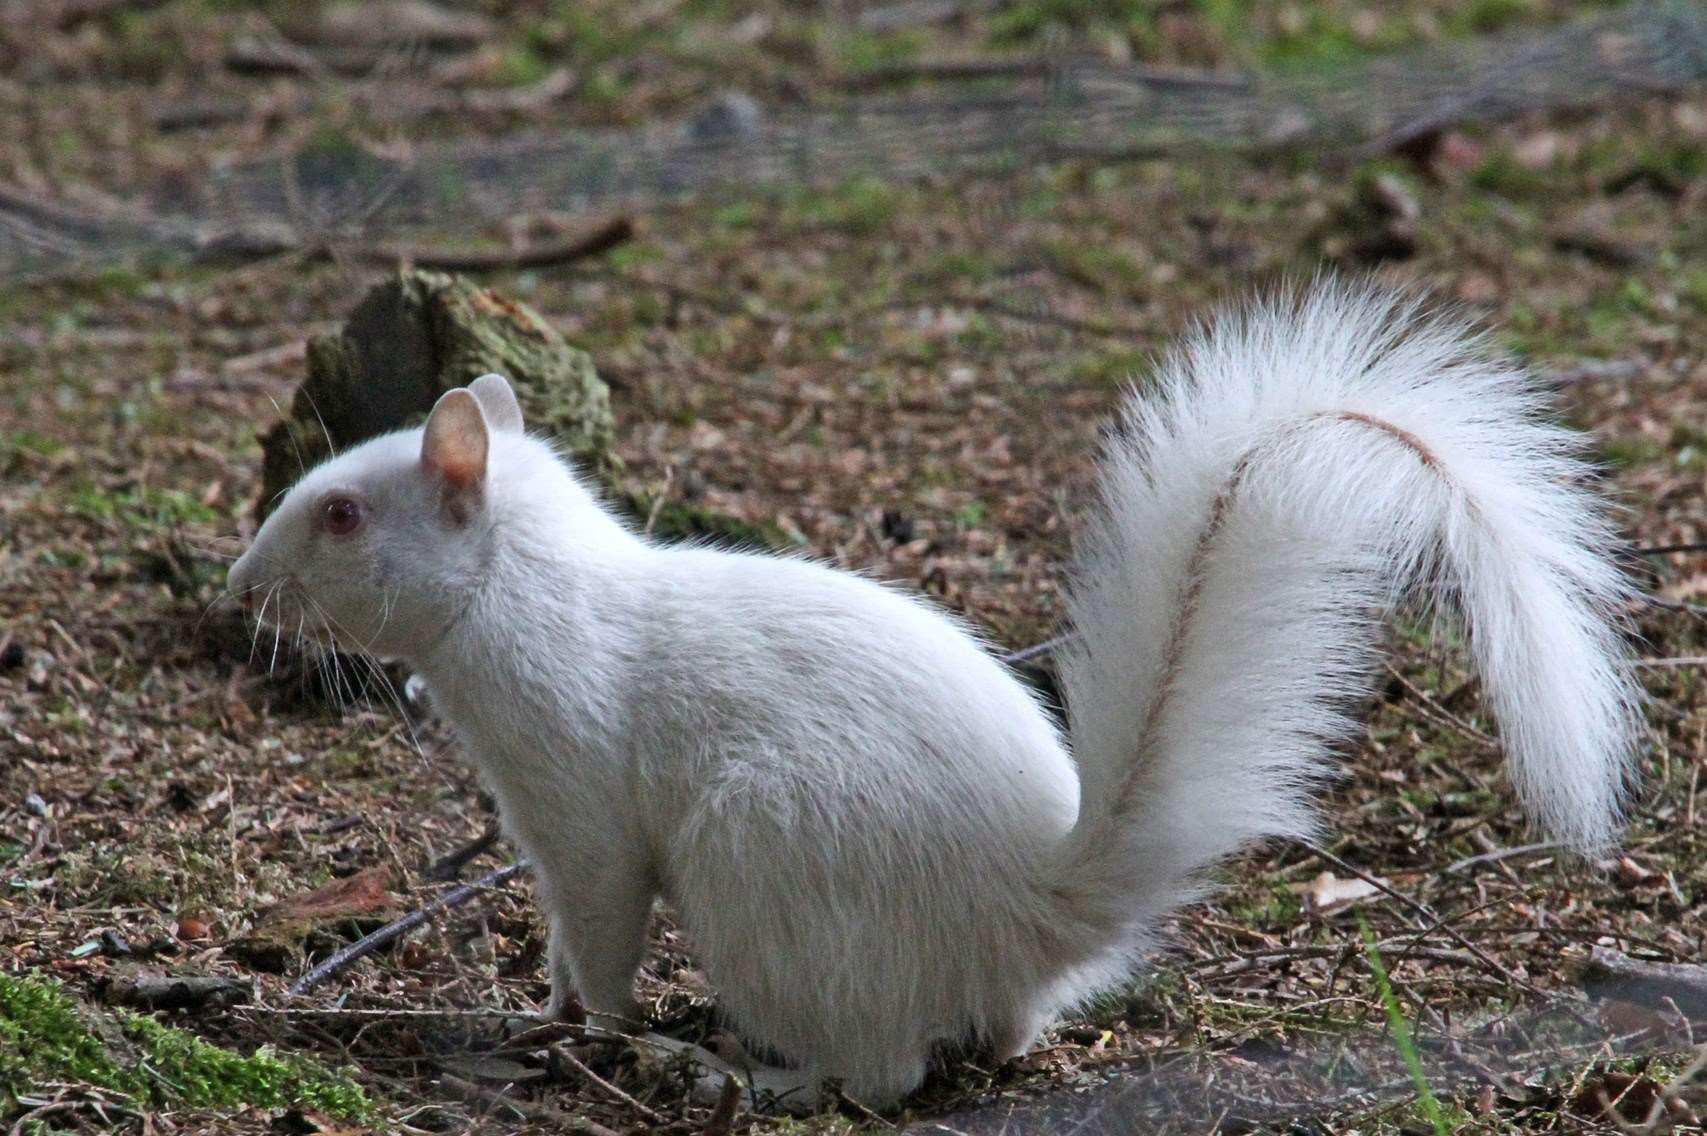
1044 283 1641 963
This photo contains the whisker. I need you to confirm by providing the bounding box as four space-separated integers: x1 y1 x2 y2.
248 582 281 668
304 595 430 768
268 593 286 676
265 392 310 478
193 587 235 639
298 386 339 459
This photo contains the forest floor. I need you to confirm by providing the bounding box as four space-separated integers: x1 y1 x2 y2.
2 0 1706 1133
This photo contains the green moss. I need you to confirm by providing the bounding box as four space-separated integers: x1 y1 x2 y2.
1066 346 1151 388
834 28 926 73
0 973 370 1119
1469 148 1553 200
784 176 904 235
52 840 227 908
130 486 220 528
954 501 988 529
126 1014 369 1116
1044 239 1147 294
987 0 1150 44
492 41 553 86
1443 0 1538 35
0 973 126 1099
1225 878 1298 928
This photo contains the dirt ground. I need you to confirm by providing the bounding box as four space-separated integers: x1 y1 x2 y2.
2 1 1706 1133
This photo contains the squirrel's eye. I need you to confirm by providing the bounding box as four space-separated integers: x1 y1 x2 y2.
321 497 364 536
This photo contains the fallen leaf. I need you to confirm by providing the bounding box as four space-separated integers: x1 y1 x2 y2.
1570 1070 1663 1123
253 865 398 928
225 866 399 972
1300 871 1384 917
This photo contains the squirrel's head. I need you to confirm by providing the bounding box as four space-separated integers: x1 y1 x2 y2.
229 373 525 662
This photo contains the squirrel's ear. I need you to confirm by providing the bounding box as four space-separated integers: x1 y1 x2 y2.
468 373 524 434
422 389 489 507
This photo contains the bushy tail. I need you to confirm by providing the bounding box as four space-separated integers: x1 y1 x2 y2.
1043 283 1641 963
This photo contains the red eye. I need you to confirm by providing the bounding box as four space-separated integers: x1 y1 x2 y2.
321 496 364 536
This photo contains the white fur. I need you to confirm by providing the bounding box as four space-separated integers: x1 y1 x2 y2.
229 289 1640 1107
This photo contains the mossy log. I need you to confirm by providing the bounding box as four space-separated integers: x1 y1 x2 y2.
256 269 616 520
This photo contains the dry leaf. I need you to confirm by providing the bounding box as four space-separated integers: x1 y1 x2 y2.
1300 871 1383 917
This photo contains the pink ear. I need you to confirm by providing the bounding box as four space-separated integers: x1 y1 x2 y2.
421 388 489 489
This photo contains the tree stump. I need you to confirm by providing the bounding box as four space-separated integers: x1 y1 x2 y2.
256 269 615 520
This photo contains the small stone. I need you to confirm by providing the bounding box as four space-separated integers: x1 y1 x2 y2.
22 791 47 818
24 651 50 691
687 90 764 143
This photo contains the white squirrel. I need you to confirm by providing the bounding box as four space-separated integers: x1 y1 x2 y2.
229 284 1640 1108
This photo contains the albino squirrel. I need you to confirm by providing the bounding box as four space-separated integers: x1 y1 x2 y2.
229 284 1640 1108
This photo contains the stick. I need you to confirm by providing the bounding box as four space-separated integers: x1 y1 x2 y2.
360 216 634 271
700 1074 743 1136
426 821 503 882
101 973 252 1011
998 632 1070 666
1633 541 1707 556
1443 841 1561 874
152 69 576 133
1304 842 1542 996
551 1042 668 1125
1576 946 1707 1016
289 860 529 995
438 1072 621 1136
838 55 1250 91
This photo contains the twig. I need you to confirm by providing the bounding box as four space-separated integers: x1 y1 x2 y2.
1303 842 1543 997
438 1072 621 1136
643 466 676 539
1382 662 1497 747
100 973 252 1011
426 821 502 882
1189 941 1477 978
1536 358 1645 386
1633 656 1707 669
290 860 529 995
1633 541 1707 556
360 216 634 271
964 295 1133 338
839 54 1250 91
856 0 1000 31
700 1074 743 1136
838 54 1057 88
999 631 1070 666
1576 947 1707 1016
551 1042 668 1125
1443 841 1561 874
1637 593 1707 619
0 0 164 30
153 69 577 132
